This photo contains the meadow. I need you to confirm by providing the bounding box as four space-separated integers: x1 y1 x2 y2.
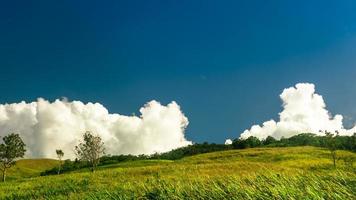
0 146 355 199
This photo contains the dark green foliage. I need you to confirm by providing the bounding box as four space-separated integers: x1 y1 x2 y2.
232 139 247 149
150 142 231 160
245 136 262 148
334 133 356 151
232 136 262 149
41 159 88 176
263 136 277 145
100 154 149 165
285 133 321 146
41 154 151 176
232 133 356 153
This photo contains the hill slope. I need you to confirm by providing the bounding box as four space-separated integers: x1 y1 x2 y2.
6 159 59 181
0 146 355 199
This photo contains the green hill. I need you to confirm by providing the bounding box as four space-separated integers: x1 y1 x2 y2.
6 159 59 181
0 146 355 199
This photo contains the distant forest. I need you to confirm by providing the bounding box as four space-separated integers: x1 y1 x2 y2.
232 132 356 151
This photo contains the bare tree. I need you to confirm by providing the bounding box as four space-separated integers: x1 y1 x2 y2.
75 131 105 172
324 131 338 168
56 149 64 174
0 133 26 182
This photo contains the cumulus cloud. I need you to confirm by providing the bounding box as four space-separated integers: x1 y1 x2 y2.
240 83 356 140
224 139 232 145
0 99 191 159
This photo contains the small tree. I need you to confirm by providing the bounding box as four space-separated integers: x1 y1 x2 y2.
56 149 64 174
75 131 105 172
0 133 26 182
325 131 338 168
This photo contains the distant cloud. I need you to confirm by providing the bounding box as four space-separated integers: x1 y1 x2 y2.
0 99 191 159
224 139 232 145
240 83 356 140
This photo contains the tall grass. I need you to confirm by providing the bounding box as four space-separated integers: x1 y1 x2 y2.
0 147 355 199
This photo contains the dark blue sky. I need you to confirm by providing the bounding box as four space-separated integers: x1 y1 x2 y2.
1 1 356 143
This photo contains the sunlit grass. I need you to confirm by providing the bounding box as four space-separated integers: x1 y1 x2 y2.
0 146 355 199
6 159 58 181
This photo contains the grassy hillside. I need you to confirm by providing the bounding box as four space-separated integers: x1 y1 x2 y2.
0 147 355 199
6 159 59 181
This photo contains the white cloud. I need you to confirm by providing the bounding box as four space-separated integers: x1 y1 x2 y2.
224 139 232 145
240 83 356 140
0 99 191 159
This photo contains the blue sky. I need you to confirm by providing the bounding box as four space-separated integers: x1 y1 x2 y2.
1 1 356 143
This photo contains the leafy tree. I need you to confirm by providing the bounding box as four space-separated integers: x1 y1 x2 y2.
263 136 277 146
75 131 105 172
232 138 248 149
232 136 262 149
245 136 262 148
56 149 64 174
0 133 26 182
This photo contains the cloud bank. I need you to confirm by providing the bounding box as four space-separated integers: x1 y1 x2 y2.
240 83 356 140
0 99 191 159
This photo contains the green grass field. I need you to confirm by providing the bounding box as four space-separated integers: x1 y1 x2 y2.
0 146 355 199
5 159 59 181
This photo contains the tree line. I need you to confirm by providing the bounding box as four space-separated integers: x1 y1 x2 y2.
231 132 356 152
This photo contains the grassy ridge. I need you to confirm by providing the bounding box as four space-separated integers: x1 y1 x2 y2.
0 147 355 199
6 159 58 181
